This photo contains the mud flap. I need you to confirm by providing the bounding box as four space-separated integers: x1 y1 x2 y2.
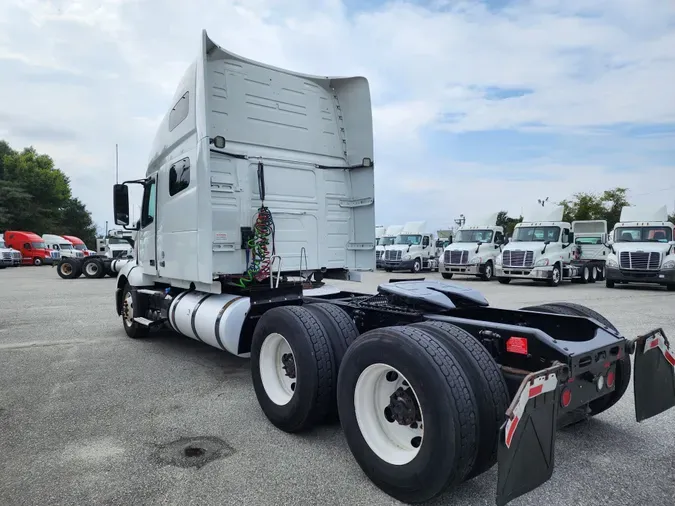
633 328 675 422
495 363 567 506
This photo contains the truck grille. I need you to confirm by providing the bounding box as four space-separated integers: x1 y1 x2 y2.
2 252 10 260
445 250 468 264
51 251 60 259
385 250 401 261
76 251 84 258
619 251 660 270
12 251 21 259
503 250 534 267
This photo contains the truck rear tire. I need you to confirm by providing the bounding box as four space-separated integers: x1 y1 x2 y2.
251 306 336 433
56 258 82 279
410 321 510 480
336 325 478 504
518 302 631 417
83 258 105 279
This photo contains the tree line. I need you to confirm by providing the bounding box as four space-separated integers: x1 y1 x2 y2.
495 187 675 237
0 140 98 248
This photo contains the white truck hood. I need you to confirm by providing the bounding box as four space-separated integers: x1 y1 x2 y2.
611 242 672 255
387 244 413 253
503 242 548 252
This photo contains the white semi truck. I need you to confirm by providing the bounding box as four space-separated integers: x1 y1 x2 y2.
0 237 21 267
107 30 675 506
381 221 439 273
495 206 608 287
42 234 85 259
375 224 403 269
439 213 505 281
55 229 135 280
604 205 675 291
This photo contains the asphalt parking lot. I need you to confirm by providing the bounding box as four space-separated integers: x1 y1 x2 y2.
1 266 674 506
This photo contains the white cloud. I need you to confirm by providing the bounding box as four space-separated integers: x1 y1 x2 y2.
0 0 674 233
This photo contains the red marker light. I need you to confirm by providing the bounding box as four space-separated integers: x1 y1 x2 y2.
606 371 615 388
561 388 572 408
506 337 528 355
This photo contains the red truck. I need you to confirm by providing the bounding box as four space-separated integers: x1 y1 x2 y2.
61 235 95 256
3 231 59 266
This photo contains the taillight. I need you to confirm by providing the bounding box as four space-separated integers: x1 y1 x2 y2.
561 387 572 408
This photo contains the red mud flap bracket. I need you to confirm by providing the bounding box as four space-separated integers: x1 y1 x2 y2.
495 363 568 506
632 328 675 422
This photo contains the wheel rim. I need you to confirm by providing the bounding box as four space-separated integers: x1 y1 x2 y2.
354 363 424 465
61 263 72 276
34 258 42 265
485 264 492 279
259 332 296 406
583 267 589 280
414 261 420 272
122 292 134 327
553 268 560 283
85 262 98 276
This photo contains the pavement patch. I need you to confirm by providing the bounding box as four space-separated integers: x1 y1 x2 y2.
150 436 235 469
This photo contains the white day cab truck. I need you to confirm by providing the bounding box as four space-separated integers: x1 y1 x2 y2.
381 221 440 273
439 213 505 281
55 229 135 280
605 205 675 291
375 224 402 268
495 206 609 287
109 30 674 506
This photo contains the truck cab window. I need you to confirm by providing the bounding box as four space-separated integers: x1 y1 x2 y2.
495 231 504 244
141 179 157 228
562 228 570 244
422 236 429 247
169 158 190 196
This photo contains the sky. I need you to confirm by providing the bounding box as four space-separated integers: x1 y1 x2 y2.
0 0 674 235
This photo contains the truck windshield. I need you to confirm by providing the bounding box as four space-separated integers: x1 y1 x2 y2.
394 234 422 245
0 240 5 248
380 237 395 246
455 230 493 243
436 240 450 248
60 244 73 250
513 226 560 242
108 237 129 245
72 244 87 250
615 226 672 243
31 242 46 249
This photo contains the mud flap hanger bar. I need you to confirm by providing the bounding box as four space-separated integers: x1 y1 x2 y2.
496 328 675 506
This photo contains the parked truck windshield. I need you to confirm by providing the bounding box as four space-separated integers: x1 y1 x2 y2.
614 226 672 243
455 230 493 243
379 237 395 246
513 226 560 242
394 234 422 245
72 244 87 251
31 241 46 249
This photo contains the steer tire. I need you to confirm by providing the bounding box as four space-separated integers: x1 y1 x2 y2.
519 302 631 417
121 283 149 339
410 321 510 481
442 273 453 280
337 325 478 504
83 257 105 279
251 306 336 433
56 258 81 279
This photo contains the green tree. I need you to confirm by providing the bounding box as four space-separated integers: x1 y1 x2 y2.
496 210 523 237
558 187 630 230
668 213 675 225
0 140 97 246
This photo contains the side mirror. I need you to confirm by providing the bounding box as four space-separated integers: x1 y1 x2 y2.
113 184 130 226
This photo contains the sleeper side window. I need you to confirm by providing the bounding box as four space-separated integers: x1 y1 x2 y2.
169 91 189 131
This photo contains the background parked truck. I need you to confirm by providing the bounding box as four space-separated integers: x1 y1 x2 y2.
439 213 505 281
0 237 22 267
604 205 674 291
381 221 439 273
3 231 59 265
375 224 403 268
42 234 85 259
495 206 608 287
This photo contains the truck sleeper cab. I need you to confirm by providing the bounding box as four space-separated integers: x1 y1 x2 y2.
3 231 57 266
110 31 675 506
62 235 96 256
605 205 675 291
42 234 85 259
